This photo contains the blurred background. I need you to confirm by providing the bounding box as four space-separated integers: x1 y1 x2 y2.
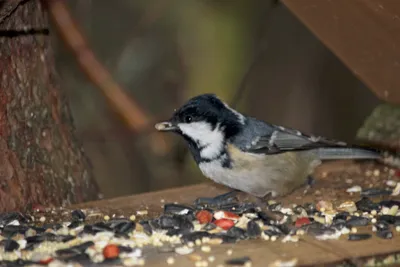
51 0 380 199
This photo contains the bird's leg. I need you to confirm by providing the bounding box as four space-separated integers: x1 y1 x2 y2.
303 175 316 195
194 190 239 208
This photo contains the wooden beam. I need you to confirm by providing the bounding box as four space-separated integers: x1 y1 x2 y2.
282 0 400 104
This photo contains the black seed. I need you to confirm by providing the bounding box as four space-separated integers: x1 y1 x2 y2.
247 220 261 238
375 220 390 231
118 245 133 253
334 212 350 222
158 215 181 229
305 222 336 236
332 221 346 230
0 259 35 266
31 226 45 233
227 227 248 240
181 231 211 243
26 233 53 243
82 225 96 235
26 232 70 243
348 233 372 241
276 223 291 235
163 203 194 215
376 230 393 239
26 235 45 243
2 225 28 238
63 253 91 263
346 216 369 227
377 215 398 225
56 241 94 256
148 219 161 230
56 241 94 257
263 230 279 237
361 188 392 197
60 235 76 243
225 256 251 266
0 212 29 226
380 200 400 208
139 221 153 235
68 220 81 229
203 223 216 231
114 221 135 235
355 197 379 212
106 218 130 225
1 239 19 252
179 216 194 231
71 209 86 221
166 228 184 236
92 222 113 232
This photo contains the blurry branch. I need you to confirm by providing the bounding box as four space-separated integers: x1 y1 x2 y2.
46 0 150 133
0 0 26 25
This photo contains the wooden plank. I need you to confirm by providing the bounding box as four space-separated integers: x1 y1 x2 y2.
282 0 400 104
73 161 400 266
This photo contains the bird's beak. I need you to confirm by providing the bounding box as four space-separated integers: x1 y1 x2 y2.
155 120 178 132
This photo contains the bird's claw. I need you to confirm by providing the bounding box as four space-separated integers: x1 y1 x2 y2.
194 190 239 208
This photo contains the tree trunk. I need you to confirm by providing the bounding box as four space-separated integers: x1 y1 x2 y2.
0 0 99 211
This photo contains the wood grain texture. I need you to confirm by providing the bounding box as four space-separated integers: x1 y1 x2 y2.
282 0 400 104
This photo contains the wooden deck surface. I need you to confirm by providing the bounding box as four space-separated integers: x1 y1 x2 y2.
74 161 400 266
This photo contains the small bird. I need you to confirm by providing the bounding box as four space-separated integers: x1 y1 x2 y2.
155 94 385 198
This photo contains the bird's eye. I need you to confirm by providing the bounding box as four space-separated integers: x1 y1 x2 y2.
184 115 193 123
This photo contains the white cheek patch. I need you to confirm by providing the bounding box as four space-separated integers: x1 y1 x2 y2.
223 102 246 125
178 121 224 159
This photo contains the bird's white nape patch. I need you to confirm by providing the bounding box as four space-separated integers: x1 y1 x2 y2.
222 102 246 125
178 121 224 159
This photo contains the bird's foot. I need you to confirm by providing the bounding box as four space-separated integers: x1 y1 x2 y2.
194 190 239 208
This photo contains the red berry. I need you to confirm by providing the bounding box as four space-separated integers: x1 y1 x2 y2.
39 257 53 264
213 211 240 221
295 217 311 228
214 218 235 230
196 210 213 224
103 244 120 259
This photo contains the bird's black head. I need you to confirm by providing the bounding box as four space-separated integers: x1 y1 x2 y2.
155 94 245 160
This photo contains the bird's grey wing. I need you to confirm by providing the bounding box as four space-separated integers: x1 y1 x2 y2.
244 125 344 154
244 125 381 159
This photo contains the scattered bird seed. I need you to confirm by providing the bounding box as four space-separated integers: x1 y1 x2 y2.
346 186 362 193
225 256 251 266
201 245 211 253
166 256 175 265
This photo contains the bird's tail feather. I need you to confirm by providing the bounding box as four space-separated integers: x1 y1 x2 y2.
316 147 381 160
316 147 400 168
